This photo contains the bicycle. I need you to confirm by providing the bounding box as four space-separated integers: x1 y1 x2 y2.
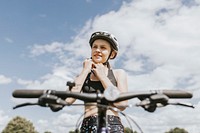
12 81 194 133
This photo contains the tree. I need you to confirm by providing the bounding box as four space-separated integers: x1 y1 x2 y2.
2 116 38 133
124 127 138 133
69 129 80 133
165 127 189 133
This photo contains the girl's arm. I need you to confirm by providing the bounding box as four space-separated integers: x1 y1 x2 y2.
65 59 92 104
112 69 128 111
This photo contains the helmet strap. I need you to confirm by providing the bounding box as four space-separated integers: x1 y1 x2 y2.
103 50 113 67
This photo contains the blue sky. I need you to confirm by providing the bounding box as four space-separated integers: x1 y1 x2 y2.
1 0 200 133
0 0 124 79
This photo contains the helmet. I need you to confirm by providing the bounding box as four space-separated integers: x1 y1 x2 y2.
89 31 119 59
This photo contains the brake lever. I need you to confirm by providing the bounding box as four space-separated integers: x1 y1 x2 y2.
137 94 194 113
137 94 169 112
168 102 195 108
13 94 69 111
13 102 38 109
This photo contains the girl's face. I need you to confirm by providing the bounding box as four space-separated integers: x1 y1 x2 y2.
91 39 112 64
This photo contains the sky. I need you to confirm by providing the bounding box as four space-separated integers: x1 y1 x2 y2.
0 0 200 133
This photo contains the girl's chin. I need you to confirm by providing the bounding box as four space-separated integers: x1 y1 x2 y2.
93 59 103 64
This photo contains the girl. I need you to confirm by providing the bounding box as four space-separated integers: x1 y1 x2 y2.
66 31 128 133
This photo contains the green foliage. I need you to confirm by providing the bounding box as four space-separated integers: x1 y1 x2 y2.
68 129 79 133
165 127 189 133
2 116 189 133
124 127 138 133
2 116 38 133
69 131 76 133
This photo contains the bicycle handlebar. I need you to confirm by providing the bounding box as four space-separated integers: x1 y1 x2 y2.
12 89 194 113
12 89 194 133
12 89 193 102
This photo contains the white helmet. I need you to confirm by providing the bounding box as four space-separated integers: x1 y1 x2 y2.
89 31 119 59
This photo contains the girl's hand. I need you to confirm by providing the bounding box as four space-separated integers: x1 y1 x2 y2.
83 58 93 73
92 63 107 80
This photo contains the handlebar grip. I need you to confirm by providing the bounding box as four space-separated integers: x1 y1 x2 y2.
162 90 193 98
12 90 98 102
114 90 193 102
12 90 45 98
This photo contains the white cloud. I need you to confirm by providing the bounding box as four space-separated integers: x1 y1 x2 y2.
53 113 82 132
35 119 50 133
17 67 73 90
34 109 84 133
0 110 10 131
0 75 12 84
24 0 200 133
30 42 65 57
130 103 200 133
39 14 47 18
17 79 33 85
85 0 92 3
5 37 14 43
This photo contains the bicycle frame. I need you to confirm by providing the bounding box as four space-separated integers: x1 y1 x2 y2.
96 90 110 133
